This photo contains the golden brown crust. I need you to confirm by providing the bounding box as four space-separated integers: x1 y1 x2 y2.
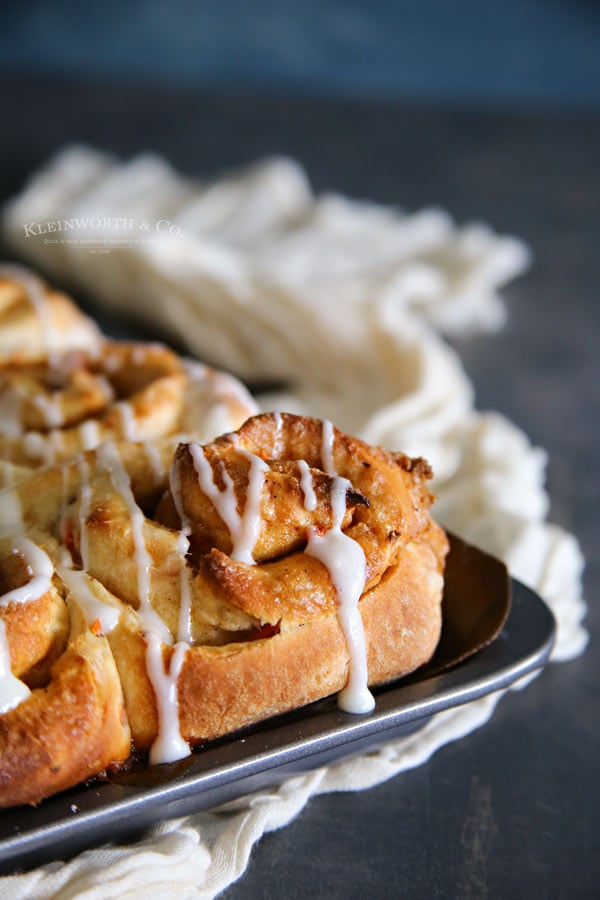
0 266 257 474
170 445 365 563
0 326 448 807
0 628 130 808
0 341 257 470
0 267 101 364
69 520 445 752
177 526 446 742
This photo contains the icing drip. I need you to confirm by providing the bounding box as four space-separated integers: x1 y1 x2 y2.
20 429 64 466
95 442 171 643
308 425 375 714
0 535 52 713
0 264 58 362
79 420 101 451
32 393 63 429
0 536 54 608
272 411 284 457
48 430 65 461
77 455 93 570
183 360 207 381
320 419 336 476
75 443 192 764
22 432 50 464
181 359 258 442
103 348 122 373
115 402 139 441
91 441 189 764
132 344 149 366
145 632 190 765
188 442 268 565
57 460 118 633
58 566 119 634
298 459 317 511
0 620 31 714
184 359 258 411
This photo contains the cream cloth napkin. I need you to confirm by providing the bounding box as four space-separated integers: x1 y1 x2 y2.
0 150 587 898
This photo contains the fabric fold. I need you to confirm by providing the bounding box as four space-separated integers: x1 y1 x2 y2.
0 149 586 899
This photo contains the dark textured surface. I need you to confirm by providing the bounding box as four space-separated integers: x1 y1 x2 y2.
0 77 598 897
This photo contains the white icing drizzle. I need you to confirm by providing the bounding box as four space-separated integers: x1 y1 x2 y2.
308 424 374 714
0 536 54 608
131 344 149 366
145 632 190 765
32 393 63 429
0 619 31 714
321 419 336 476
22 431 50 464
57 468 119 632
102 349 122 373
184 358 258 411
95 441 171 643
58 565 120 634
77 455 93 570
184 360 208 382
95 374 115 403
76 443 191 764
298 458 317 511
272 411 284 457
0 264 58 362
48 429 65 461
19 429 64 466
0 536 52 713
188 442 268 565
79 419 101 450
114 402 139 441
59 462 120 653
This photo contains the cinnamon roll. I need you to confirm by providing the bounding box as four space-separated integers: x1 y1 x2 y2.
0 413 447 806
0 267 258 477
0 264 101 364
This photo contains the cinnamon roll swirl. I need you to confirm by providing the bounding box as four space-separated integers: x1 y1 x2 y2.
0 413 447 806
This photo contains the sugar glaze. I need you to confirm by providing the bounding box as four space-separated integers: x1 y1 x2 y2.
188 441 268 565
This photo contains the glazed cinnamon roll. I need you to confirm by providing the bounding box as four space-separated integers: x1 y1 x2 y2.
0 267 258 476
0 341 256 471
0 264 101 364
0 413 447 806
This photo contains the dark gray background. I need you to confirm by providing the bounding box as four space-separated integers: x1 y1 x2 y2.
0 75 598 896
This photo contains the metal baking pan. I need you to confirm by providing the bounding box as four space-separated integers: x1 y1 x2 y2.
0 535 555 873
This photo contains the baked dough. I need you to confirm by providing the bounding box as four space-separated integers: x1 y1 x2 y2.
0 268 258 476
0 266 447 808
0 341 257 471
0 412 447 807
0 264 101 364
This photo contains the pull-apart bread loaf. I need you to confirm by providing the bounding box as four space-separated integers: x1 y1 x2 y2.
0 267 448 808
